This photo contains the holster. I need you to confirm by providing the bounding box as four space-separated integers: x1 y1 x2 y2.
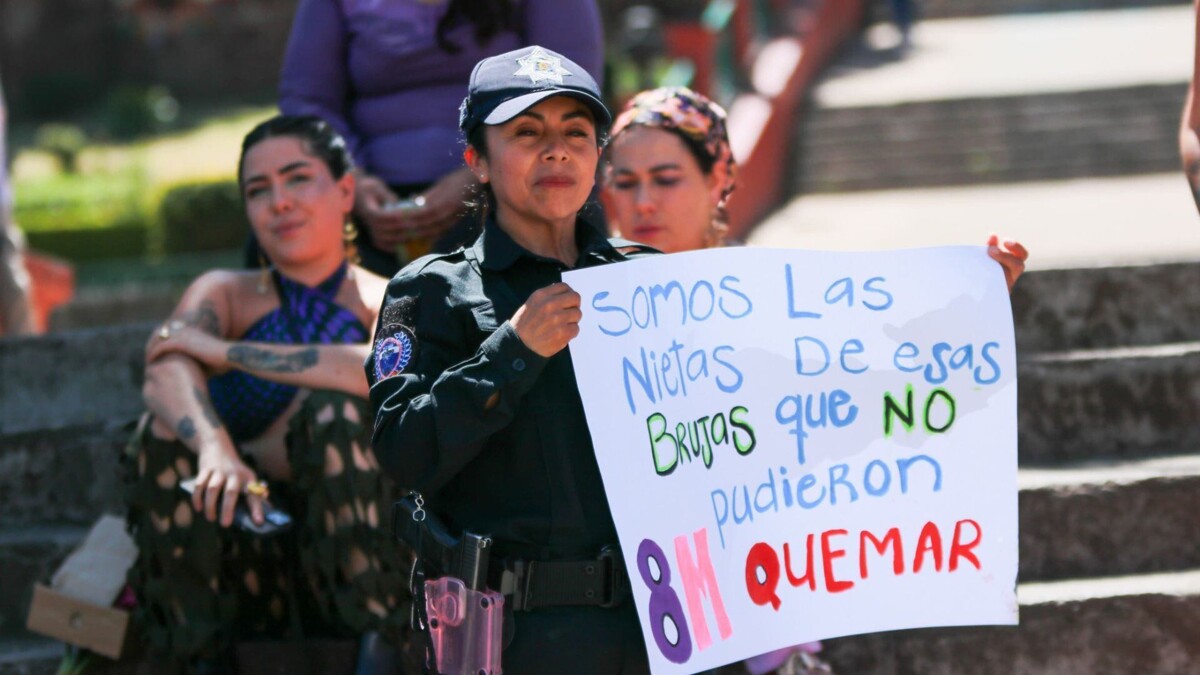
392 494 491 591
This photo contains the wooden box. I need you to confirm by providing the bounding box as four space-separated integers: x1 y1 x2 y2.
26 583 133 659
25 515 137 659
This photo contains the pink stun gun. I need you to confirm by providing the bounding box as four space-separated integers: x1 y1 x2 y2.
425 576 505 675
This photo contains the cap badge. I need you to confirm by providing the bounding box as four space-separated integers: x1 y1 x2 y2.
514 47 572 85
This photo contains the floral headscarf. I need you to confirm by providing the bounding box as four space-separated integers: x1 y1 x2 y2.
609 86 737 203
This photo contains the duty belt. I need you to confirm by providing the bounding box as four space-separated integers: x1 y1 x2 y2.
489 546 629 611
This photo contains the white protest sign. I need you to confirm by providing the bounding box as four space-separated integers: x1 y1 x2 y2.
565 246 1018 675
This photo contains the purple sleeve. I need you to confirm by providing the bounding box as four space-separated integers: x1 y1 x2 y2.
520 0 605 86
278 0 364 164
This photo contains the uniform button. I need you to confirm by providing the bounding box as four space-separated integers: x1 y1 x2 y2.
512 358 526 372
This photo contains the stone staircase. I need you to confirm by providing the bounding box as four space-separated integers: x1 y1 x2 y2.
4 2 1200 674
4 260 1200 672
796 4 1190 195
765 0 1200 671
798 82 1185 193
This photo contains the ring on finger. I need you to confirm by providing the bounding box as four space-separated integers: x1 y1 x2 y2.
245 480 270 499
158 320 185 340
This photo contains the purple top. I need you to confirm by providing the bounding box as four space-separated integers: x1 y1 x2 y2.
279 0 604 186
208 263 368 442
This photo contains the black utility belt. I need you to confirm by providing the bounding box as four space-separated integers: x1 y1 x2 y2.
489 546 629 611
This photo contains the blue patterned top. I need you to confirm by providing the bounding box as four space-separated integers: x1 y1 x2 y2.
208 264 368 442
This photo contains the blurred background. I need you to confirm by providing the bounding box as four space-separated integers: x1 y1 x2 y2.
6 3 1200 674
3 0 1195 332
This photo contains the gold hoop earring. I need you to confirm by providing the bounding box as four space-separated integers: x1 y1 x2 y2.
257 253 270 294
344 221 360 266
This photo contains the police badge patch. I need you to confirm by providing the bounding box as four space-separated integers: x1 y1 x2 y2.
374 324 417 381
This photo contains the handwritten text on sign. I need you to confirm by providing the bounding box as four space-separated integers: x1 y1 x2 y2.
565 247 1019 675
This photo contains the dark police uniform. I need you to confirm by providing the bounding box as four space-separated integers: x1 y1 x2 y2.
367 214 658 674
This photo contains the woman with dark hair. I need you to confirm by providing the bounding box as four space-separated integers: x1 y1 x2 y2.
601 86 1028 675
126 115 407 671
368 46 659 673
276 0 604 276
601 86 1028 285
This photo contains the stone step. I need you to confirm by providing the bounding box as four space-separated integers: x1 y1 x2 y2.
48 285 182 333
1018 455 1200 581
796 83 1184 193
1011 261 1200 354
811 9 1189 108
3 452 1196 639
0 526 88 641
822 568 1200 674
920 0 1186 20
4 326 1200 528
0 323 150 437
1017 343 1200 465
0 637 61 675
0 422 132 528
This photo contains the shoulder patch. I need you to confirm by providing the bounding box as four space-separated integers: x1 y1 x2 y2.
373 324 418 382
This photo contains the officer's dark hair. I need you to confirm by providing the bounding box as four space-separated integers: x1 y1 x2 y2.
238 115 354 190
436 0 517 54
464 124 498 229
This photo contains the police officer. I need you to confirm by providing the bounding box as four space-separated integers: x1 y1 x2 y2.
367 46 656 673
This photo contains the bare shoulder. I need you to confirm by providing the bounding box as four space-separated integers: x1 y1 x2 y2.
174 269 267 336
185 268 266 298
352 265 391 308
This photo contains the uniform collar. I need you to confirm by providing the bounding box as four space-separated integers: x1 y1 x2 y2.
473 213 616 271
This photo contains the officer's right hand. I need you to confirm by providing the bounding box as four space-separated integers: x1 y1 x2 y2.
511 283 582 357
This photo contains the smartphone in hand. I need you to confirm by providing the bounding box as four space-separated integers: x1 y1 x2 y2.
178 478 293 536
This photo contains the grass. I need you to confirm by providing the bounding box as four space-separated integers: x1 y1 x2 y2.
12 105 275 191
14 170 149 232
10 104 275 282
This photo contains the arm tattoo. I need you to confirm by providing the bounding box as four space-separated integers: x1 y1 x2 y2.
227 345 319 374
177 416 197 441
179 299 221 336
192 386 224 429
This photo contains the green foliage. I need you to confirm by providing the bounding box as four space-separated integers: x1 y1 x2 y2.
14 172 150 233
158 179 247 254
104 86 180 140
34 124 88 174
25 225 149 262
21 72 106 119
13 171 152 260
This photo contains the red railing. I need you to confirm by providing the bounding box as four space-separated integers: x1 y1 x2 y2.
657 0 865 240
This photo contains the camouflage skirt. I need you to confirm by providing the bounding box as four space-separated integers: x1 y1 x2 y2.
122 391 408 664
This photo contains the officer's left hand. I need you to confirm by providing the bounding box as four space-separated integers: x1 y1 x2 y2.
511 283 582 357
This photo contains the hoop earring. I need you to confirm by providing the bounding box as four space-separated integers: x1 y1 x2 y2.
257 253 270 294
344 221 360 266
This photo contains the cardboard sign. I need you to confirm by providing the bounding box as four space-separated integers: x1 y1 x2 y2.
566 246 1018 674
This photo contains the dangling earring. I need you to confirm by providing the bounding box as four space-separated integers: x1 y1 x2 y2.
257 253 270 294
707 203 729 249
344 221 360 266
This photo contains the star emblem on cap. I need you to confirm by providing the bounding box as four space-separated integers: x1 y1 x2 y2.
514 47 572 85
